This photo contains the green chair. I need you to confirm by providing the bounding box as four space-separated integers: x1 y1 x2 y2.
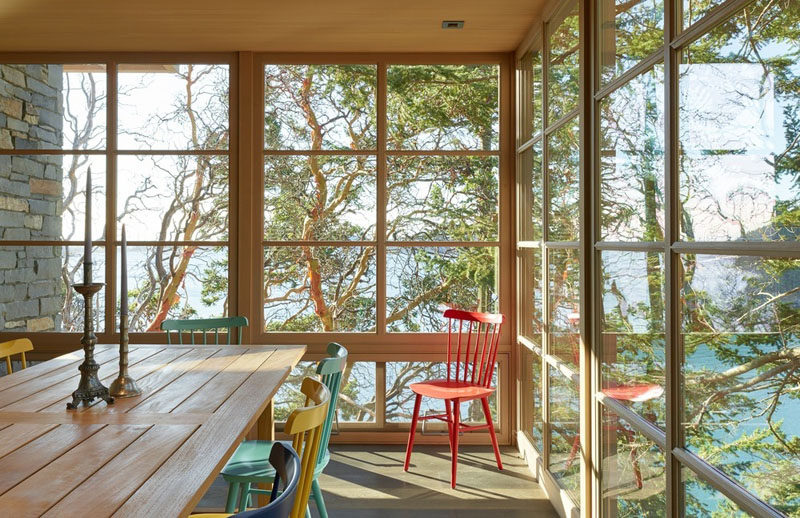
221 342 348 517
160 316 249 345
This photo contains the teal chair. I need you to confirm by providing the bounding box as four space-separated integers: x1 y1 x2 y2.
221 342 348 517
161 316 248 345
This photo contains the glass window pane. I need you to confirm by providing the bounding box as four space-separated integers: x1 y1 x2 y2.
520 247 543 341
600 66 665 242
682 467 750 517
679 0 800 242
532 50 543 138
682 0 727 29
276 361 377 424
601 407 666 516
601 251 665 426
264 155 376 241
118 64 229 151
548 4 580 122
531 350 543 450
119 245 227 332
0 155 105 242
387 65 499 151
549 248 580 369
517 143 543 242
0 64 106 151
264 65 376 151
386 361 498 424
0 245 104 332
681 254 800 510
386 246 498 333
263 246 375 332
339 362 377 423
549 366 580 503
387 156 498 241
547 117 580 242
117 154 229 241
599 0 664 84
532 140 544 241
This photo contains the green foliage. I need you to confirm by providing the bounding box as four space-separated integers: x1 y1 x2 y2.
387 65 498 150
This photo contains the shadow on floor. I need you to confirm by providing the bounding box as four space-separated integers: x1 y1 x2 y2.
196 445 557 517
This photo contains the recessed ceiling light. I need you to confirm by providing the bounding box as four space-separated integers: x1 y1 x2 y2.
442 20 465 29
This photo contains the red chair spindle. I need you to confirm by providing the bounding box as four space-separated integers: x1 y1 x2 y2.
476 323 487 386
454 319 463 382
462 321 473 383
487 323 499 385
447 320 452 382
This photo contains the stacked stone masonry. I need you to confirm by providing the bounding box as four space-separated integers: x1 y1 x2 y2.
0 64 64 332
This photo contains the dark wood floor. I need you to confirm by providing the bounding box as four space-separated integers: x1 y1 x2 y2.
196 444 558 517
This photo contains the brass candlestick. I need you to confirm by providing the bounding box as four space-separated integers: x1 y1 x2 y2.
67 282 114 409
109 313 141 398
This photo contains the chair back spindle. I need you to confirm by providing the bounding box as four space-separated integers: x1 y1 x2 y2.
0 338 33 375
285 377 331 518
161 316 248 345
443 309 504 388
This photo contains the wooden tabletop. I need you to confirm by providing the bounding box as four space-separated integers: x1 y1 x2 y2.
0 343 306 518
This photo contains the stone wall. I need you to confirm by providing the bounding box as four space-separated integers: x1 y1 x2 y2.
0 64 64 332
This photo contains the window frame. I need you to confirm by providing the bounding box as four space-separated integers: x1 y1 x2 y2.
516 0 800 517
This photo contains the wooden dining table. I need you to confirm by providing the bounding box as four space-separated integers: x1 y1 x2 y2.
0 343 305 518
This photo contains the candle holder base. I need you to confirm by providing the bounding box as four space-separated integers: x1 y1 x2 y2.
109 312 140 398
67 282 114 410
67 373 115 409
109 375 141 398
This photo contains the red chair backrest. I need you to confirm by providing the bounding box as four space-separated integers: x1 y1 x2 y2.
444 309 505 388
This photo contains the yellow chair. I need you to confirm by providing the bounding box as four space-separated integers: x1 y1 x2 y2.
0 338 33 375
194 376 331 518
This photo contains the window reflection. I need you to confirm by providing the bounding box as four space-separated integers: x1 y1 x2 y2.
601 407 666 516
549 366 580 503
601 251 665 426
599 0 664 84
548 4 580 122
601 66 665 242
679 0 800 242
682 254 800 511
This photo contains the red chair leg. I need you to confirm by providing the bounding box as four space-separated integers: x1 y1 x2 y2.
481 396 503 470
451 398 460 488
444 399 454 454
404 394 423 472
565 435 581 469
620 427 643 489
631 445 643 489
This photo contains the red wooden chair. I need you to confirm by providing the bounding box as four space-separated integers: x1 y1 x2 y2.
403 309 505 488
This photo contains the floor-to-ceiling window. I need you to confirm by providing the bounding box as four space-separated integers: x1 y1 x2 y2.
256 57 512 437
517 1 585 514
517 0 799 516
0 53 513 439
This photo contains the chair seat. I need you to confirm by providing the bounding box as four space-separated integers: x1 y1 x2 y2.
409 380 495 401
221 440 330 483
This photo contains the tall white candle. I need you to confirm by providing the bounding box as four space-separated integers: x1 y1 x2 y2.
120 224 128 319
84 167 92 284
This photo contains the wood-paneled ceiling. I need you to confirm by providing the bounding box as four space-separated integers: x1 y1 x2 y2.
0 0 544 53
